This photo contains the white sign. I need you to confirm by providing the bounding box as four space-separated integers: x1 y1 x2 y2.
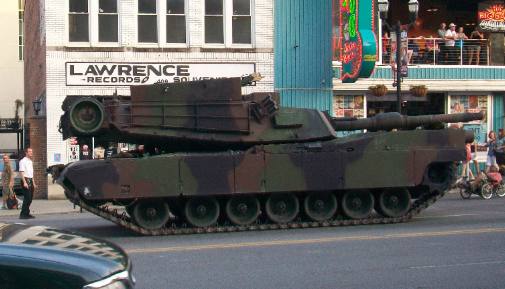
68 144 80 163
66 62 256 86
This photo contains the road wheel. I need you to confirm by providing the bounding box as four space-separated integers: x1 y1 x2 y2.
184 197 220 227
132 200 170 230
303 192 337 222
225 195 260 226
376 188 411 218
265 193 299 224
341 190 374 219
480 183 493 200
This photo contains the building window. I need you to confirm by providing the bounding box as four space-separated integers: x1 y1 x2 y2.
205 0 252 45
99 0 118 42
333 95 365 136
69 0 89 42
138 0 158 43
166 0 186 43
232 0 251 44
450 95 488 144
18 0 24 60
333 95 365 118
68 0 119 44
205 0 224 44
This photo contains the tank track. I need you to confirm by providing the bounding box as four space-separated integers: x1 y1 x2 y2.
72 189 446 236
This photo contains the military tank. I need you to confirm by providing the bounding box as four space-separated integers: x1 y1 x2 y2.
54 77 483 235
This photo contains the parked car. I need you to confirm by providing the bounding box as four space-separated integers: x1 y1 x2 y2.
0 159 22 196
0 222 135 289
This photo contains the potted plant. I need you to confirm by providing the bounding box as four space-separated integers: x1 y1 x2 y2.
409 85 428 97
368 84 388 96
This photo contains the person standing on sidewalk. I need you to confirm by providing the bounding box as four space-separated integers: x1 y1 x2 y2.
2 154 14 209
19 148 36 219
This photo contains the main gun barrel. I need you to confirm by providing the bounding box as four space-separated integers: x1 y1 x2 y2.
331 112 485 131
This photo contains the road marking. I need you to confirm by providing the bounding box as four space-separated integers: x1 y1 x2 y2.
410 260 505 270
126 227 505 254
414 213 480 219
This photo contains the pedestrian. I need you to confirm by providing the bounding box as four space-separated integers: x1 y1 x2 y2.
469 27 484 65
456 27 468 64
437 23 446 63
470 141 480 176
485 131 498 173
460 142 474 180
2 154 14 209
497 128 505 147
19 147 36 219
444 23 458 64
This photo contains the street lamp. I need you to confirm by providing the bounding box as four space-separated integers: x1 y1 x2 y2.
32 98 42 116
378 0 419 114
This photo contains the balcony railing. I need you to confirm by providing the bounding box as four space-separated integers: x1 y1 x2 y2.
381 37 489 66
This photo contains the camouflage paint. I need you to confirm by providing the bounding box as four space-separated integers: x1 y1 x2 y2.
56 78 481 207
60 128 467 201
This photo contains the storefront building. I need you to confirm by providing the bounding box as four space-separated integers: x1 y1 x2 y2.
24 0 274 198
331 0 505 157
274 0 505 163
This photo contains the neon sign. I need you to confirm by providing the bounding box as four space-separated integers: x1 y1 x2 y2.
340 0 377 83
479 4 505 21
478 2 505 32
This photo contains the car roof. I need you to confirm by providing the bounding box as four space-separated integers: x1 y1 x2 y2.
0 222 129 283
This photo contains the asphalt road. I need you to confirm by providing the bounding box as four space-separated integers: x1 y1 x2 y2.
3 192 505 289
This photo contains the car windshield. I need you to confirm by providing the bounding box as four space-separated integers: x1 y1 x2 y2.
0 160 18 172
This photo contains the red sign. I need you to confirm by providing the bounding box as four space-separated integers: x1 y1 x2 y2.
479 4 505 21
478 2 505 32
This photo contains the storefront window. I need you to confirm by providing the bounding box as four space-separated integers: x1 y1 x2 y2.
333 95 365 118
333 95 365 136
450 95 488 145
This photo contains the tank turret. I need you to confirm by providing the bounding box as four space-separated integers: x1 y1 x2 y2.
59 77 337 149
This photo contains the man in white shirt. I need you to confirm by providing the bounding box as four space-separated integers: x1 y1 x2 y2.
19 147 36 219
445 23 458 64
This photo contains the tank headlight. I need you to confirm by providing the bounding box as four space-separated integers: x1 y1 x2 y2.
83 270 135 289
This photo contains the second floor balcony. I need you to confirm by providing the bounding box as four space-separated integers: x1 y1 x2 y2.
333 36 505 91
381 37 490 66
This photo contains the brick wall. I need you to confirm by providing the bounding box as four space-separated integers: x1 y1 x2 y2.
25 0 48 199
24 0 46 117
29 116 48 199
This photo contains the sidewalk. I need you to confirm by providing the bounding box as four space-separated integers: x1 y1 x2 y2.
0 178 81 217
0 199 80 217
